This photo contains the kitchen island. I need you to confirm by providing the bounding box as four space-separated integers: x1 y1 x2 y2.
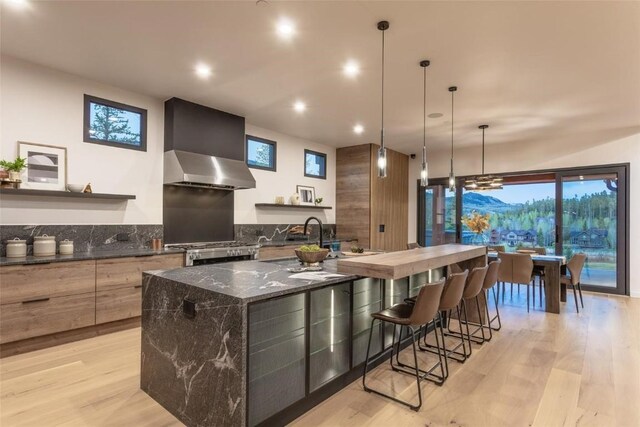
140 244 486 426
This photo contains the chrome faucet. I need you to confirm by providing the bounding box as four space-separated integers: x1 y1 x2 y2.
303 216 324 249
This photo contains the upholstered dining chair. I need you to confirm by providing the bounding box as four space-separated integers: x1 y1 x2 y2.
488 245 506 253
530 247 547 306
497 252 535 312
561 253 587 313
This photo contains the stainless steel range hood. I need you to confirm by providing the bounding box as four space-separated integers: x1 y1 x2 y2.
164 150 256 190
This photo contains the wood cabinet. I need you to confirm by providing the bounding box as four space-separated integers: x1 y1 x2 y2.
0 253 185 348
95 253 184 324
257 245 297 261
0 260 96 344
336 144 408 252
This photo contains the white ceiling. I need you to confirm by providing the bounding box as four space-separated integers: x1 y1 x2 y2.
1 1 639 155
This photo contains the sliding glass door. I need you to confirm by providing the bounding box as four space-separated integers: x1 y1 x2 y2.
417 164 629 295
557 167 627 294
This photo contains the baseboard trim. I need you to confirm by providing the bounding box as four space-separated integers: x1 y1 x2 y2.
630 291 640 299
0 317 140 358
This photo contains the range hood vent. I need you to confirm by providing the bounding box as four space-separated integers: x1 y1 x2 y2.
164 150 256 190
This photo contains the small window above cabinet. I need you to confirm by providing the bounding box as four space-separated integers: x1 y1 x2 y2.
83 95 147 151
246 135 277 172
304 149 326 179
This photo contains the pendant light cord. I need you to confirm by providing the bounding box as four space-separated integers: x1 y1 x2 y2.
380 29 385 149
423 66 426 160
481 126 485 175
450 89 454 171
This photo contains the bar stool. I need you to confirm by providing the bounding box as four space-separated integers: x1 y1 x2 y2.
454 265 489 348
419 270 469 368
561 253 587 313
467 260 501 342
362 279 445 411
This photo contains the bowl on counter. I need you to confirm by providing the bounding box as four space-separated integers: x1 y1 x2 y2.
67 184 84 192
294 248 329 265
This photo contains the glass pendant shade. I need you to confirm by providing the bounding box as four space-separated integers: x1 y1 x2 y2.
448 171 456 191
420 161 428 187
377 146 387 178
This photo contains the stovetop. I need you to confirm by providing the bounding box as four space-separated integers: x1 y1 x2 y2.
165 241 258 250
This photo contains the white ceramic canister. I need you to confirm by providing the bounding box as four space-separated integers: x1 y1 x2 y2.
59 239 74 255
33 234 56 257
6 237 27 258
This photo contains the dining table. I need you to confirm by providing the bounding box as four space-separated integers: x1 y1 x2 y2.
488 251 567 314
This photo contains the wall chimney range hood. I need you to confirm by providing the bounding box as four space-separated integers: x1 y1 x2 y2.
164 150 256 190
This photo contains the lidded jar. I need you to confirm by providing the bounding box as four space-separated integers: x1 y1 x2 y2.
33 234 56 257
6 238 27 258
59 239 74 255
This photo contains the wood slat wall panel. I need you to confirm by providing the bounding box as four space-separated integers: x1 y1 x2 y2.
336 145 372 249
0 261 95 305
370 145 409 252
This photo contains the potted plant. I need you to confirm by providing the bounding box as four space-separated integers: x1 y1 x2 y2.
0 157 27 181
314 197 323 206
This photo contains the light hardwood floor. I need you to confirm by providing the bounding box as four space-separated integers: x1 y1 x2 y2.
1 291 639 427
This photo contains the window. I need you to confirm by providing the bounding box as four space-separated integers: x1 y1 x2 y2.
304 149 326 179
83 95 147 151
246 135 276 171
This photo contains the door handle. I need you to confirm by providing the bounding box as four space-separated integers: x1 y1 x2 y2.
22 297 50 304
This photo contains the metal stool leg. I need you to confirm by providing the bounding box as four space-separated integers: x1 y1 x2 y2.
491 286 502 330
572 285 580 313
577 283 584 308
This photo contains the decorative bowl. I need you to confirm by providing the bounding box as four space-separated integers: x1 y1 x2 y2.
294 248 329 265
67 184 84 192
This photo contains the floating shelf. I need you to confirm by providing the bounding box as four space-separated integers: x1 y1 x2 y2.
0 188 136 200
255 203 332 210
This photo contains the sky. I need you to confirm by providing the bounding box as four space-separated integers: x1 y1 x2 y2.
466 179 614 204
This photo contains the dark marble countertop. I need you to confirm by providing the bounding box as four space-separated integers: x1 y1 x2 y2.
145 257 359 303
0 247 185 266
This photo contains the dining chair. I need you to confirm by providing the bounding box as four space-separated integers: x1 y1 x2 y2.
498 252 535 312
531 247 547 306
561 253 587 313
488 245 506 253
362 279 445 411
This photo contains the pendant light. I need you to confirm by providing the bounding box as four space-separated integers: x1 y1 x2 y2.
377 20 389 178
419 60 430 187
464 125 504 190
448 86 457 191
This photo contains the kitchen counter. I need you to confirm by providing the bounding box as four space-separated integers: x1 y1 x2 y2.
146 257 357 303
0 247 184 266
258 237 357 248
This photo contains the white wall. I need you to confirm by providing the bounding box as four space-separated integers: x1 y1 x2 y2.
234 124 336 225
408 131 640 297
0 55 164 225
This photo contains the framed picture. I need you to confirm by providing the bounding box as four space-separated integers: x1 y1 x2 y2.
296 185 316 206
304 149 327 179
18 141 67 191
83 94 147 151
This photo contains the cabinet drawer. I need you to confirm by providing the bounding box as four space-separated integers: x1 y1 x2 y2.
258 245 296 261
96 254 184 291
96 286 142 324
0 261 96 305
0 292 95 344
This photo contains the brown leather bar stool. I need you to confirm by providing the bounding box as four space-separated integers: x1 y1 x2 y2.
561 253 587 313
362 279 446 411
419 270 469 368
453 265 489 348
466 260 501 342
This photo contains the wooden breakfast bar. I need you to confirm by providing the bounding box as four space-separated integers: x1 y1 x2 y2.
337 244 488 280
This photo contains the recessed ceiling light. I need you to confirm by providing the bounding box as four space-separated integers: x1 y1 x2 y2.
276 18 296 39
428 113 443 119
353 124 364 134
343 61 360 78
293 100 306 113
194 63 212 79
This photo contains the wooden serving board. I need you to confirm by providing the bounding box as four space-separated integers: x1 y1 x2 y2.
341 251 381 257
